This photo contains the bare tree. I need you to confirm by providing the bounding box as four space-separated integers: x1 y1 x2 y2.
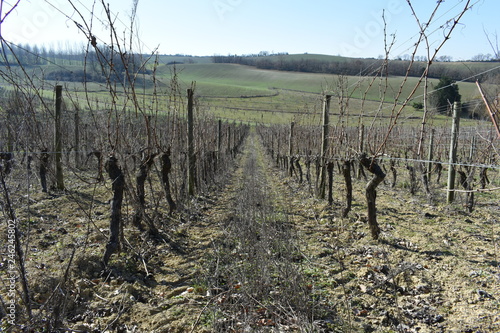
484 28 500 60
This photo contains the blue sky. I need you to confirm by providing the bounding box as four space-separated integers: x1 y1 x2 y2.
2 0 498 60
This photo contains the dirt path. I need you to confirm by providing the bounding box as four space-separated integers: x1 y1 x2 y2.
171 129 500 333
195 130 336 332
109 130 335 332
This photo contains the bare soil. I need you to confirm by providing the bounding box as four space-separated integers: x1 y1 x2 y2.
1 130 499 332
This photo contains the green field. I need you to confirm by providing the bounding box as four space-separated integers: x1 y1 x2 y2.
152 61 488 125
1 54 495 126
165 62 483 98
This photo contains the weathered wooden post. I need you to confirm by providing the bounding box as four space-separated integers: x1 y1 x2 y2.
342 159 352 217
317 95 331 199
427 129 435 182
227 127 232 155
187 87 195 196
288 121 295 177
358 124 364 150
357 124 365 179
54 85 65 190
217 119 222 154
469 135 476 162
327 162 334 205
447 102 461 203
74 106 80 167
216 119 222 171
270 132 275 159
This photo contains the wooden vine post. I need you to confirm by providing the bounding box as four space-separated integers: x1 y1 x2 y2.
187 87 196 196
359 153 386 240
357 124 365 179
427 129 435 182
217 119 222 169
227 127 231 155
54 85 65 190
74 106 80 167
327 162 334 205
447 102 461 204
342 160 352 218
317 95 331 199
288 121 295 177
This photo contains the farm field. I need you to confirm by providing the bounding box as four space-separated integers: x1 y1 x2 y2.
0 59 493 127
163 62 491 125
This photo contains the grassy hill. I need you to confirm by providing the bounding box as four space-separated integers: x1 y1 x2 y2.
162 62 483 99
155 62 486 125
1 53 496 125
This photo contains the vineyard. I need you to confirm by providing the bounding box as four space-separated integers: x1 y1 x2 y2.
1 0 500 332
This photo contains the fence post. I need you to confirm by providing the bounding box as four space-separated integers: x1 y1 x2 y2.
54 85 65 190
469 135 476 162
358 123 365 152
74 106 80 167
217 119 222 154
187 87 195 196
317 95 331 199
342 159 353 217
447 102 461 203
327 162 334 205
288 121 295 177
357 124 365 179
427 129 435 182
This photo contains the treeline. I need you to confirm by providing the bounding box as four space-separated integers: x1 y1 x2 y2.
212 54 499 82
0 43 152 84
0 43 86 66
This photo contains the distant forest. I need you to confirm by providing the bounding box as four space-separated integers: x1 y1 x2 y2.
1 43 499 84
212 53 500 82
0 43 150 84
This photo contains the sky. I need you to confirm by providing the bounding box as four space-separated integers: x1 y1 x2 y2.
1 0 498 61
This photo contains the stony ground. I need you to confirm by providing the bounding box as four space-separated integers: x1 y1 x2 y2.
1 130 499 332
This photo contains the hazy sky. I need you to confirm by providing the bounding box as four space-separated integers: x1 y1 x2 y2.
1 0 498 60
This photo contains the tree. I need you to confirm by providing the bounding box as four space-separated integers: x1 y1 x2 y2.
32 45 42 65
430 76 461 114
471 53 493 61
484 29 499 60
412 101 424 110
437 55 452 62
